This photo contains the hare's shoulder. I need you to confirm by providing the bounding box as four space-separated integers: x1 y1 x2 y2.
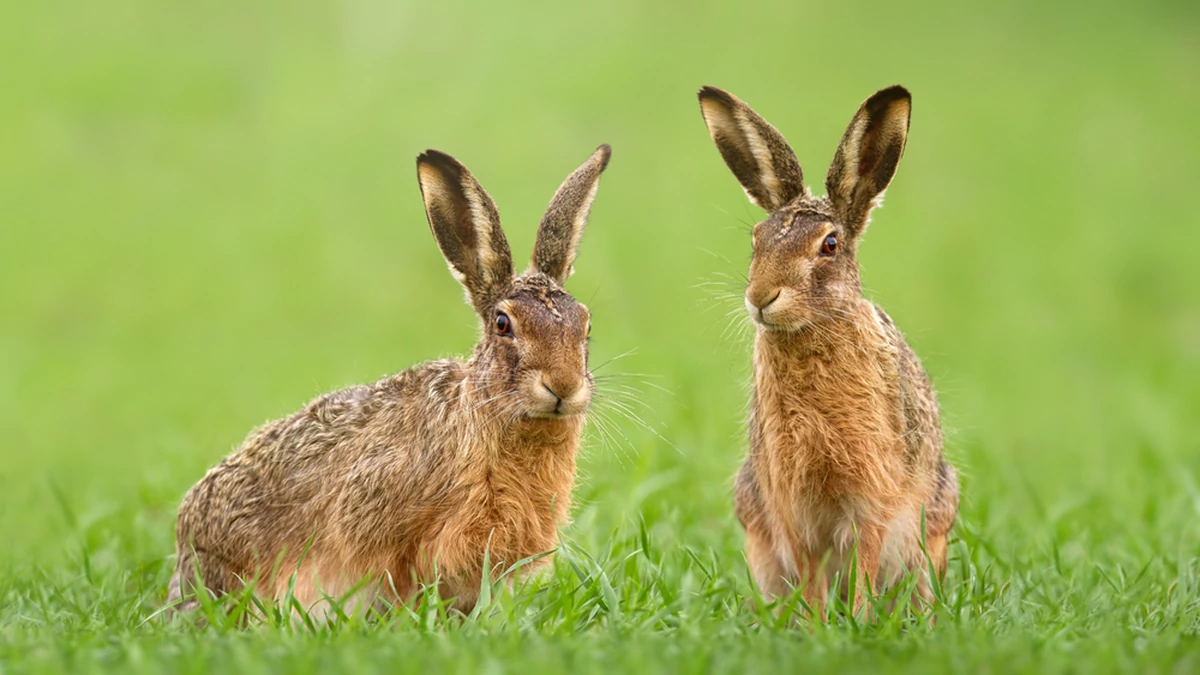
869 304 929 386
870 303 942 462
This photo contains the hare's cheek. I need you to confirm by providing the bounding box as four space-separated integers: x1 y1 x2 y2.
498 339 524 367
811 260 843 292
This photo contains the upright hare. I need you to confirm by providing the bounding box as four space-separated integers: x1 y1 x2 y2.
169 145 612 618
698 86 957 618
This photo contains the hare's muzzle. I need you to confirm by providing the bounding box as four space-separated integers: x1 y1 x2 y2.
532 372 590 417
745 285 782 325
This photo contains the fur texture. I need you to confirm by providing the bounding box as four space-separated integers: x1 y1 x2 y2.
698 86 958 618
168 145 613 619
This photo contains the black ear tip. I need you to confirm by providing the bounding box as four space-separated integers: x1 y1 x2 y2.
862 86 912 119
875 85 912 103
417 148 453 163
698 85 734 105
416 149 465 178
594 143 612 169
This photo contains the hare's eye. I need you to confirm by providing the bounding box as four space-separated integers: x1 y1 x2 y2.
820 235 838 257
495 312 512 335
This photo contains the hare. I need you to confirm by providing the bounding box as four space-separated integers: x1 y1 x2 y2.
167 144 612 619
697 86 958 619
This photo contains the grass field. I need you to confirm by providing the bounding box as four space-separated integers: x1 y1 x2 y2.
3 0 1199 672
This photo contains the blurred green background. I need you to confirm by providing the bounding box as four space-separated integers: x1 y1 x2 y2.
2 0 1198 670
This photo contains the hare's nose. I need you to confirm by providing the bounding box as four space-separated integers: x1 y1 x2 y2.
541 375 583 405
747 287 781 310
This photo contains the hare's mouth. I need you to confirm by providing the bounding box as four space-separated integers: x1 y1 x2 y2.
523 376 590 418
525 398 589 420
746 292 801 331
747 293 824 333
523 386 588 417
527 409 585 420
751 308 814 333
749 304 793 332
527 396 590 419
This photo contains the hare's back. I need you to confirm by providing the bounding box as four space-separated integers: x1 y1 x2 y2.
179 378 393 529
222 365 459 498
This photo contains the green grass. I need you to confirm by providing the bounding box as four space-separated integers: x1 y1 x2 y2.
3 0 1199 672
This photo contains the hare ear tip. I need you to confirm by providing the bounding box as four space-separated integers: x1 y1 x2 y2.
879 85 912 101
698 85 731 102
594 143 612 167
417 149 460 169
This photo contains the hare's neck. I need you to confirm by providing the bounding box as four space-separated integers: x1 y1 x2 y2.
756 316 855 360
457 379 582 528
750 304 894 453
751 313 874 397
459 374 583 462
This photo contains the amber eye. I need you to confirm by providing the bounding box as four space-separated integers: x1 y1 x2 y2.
495 312 512 335
821 235 838 256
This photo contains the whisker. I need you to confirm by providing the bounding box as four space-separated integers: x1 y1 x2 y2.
697 249 751 283
705 202 757 233
584 404 638 467
593 392 680 455
596 377 673 397
590 348 639 375
593 371 668 383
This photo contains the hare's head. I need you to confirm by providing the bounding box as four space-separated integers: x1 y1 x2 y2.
698 86 911 332
417 145 610 419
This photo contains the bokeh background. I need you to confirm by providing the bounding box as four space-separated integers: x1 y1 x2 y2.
2 0 1198 664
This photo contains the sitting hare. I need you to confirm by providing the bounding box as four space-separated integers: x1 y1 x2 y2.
697 86 957 618
168 144 612 618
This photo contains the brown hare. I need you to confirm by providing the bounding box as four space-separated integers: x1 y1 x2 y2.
697 86 958 619
168 144 612 619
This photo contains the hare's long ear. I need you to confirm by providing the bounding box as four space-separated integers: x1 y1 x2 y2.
531 144 611 284
825 86 911 239
698 86 806 212
417 150 514 314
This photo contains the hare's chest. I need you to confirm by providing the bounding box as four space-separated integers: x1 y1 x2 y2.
755 353 907 538
431 468 565 571
763 369 900 465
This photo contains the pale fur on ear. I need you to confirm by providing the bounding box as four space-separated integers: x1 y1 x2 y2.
417 150 514 315
825 86 911 238
698 86 807 212
530 144 611 283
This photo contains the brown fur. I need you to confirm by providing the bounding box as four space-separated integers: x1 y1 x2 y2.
699 86 958 618
168 145 613 619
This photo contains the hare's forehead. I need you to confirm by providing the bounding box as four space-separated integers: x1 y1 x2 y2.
753 209 835 248
501 278 587 326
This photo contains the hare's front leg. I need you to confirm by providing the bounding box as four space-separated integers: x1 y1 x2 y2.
166 567 197 615
167 544 246 619
913 531 947 623
745 526 790 601
850 522 885 620
737 465 797 607
784 542 828 622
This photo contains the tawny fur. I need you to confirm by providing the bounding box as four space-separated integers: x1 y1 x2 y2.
168 145 613 619
698 86 958 618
